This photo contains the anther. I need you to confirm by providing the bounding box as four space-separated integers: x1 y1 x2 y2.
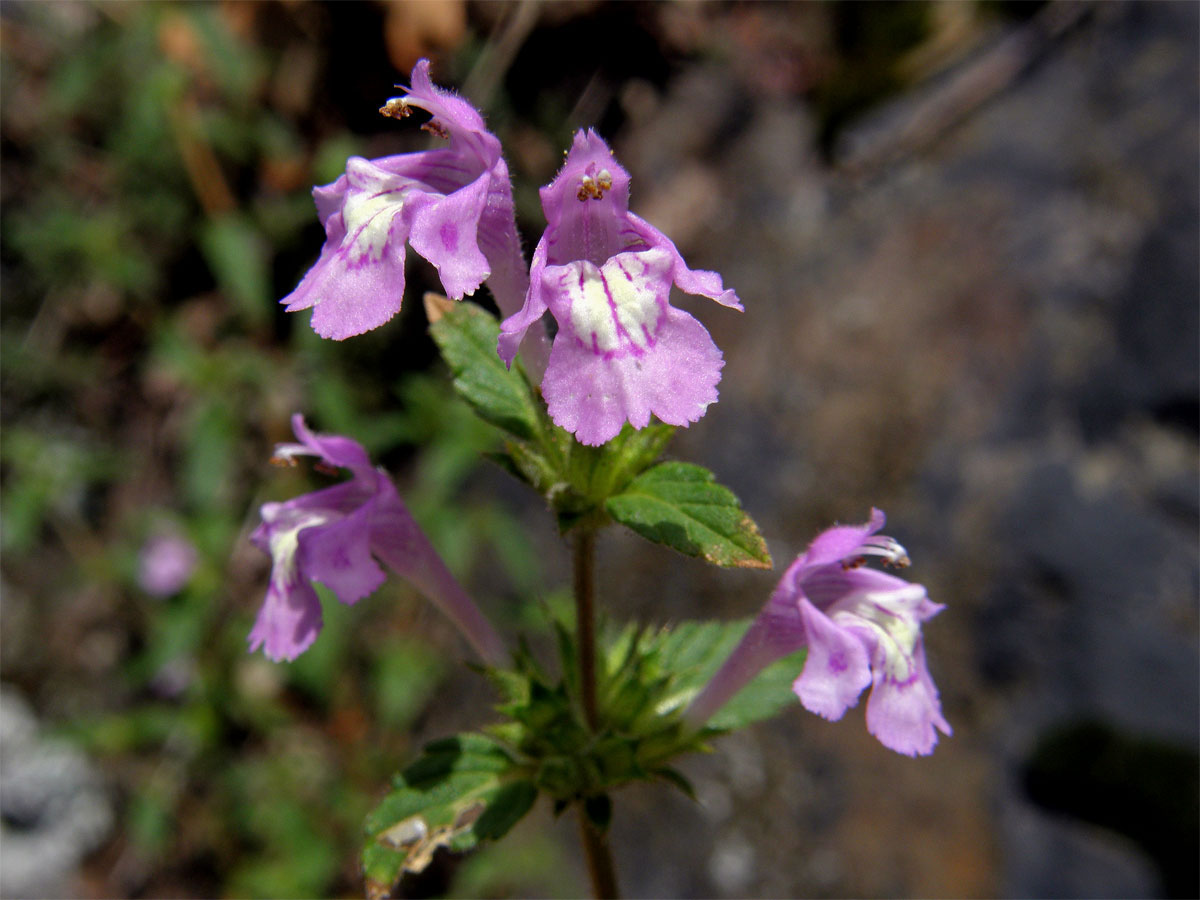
576 171 610 202
421 120 450 139
860 536 911 569
379 96 412 120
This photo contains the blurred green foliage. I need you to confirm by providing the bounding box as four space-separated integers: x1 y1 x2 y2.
0 4 560 896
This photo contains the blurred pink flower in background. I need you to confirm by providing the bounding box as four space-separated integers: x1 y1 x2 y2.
138 533 198 597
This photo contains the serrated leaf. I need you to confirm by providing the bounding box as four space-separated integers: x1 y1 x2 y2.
605 462 771 568
427 298 544 442
362 734 536 898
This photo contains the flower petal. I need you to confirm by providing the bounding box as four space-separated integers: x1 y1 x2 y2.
801 508 887 570
287 414 373 473
283 158 420 339
406 172 491 299
864 641 952 756
545 249 671 357
313 175 349 232
792 598 873 720
248 578 323 662
368 481 509 664
498 232 552 366
542 306 723 445
405 58 489 139
297 505 386 605
542 131 633 264
626 214 743 310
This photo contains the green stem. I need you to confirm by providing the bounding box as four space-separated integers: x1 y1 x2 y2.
572 529 619 898
574 529 598 730
578 805 620 899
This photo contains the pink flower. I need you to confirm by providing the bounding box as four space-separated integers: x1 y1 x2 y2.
686 510 951 756
499 130 741 446
138 534 197 597
282 59 531 341
249 415 506 664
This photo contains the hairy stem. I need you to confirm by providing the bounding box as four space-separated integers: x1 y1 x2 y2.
572 529 619 897
578 806 620 899
574 529 598 730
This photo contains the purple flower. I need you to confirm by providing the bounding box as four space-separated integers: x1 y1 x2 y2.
138 534 197 597
282 59 534 343
685 509 951 756
498 130 742 446
249 415 506 664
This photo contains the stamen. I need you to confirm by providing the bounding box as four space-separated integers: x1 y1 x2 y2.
421 120 450 139
269 442 312 467
577 169 612 202
859 536 911 568
379 96 412 120
577 174 597 202
312 461 341 477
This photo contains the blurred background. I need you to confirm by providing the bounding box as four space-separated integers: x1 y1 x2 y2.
1 1 1196 897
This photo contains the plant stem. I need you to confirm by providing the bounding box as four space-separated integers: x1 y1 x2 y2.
572 529 619 898
573 529 598 730
578 806 620 899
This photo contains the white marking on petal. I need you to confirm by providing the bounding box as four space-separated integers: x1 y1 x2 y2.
262 506 332 588
563 249 671 356
342 186 407 264
831 585 927 682
337 158 431 265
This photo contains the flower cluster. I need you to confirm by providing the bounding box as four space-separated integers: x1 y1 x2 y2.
281 61 737 444
686 510 951 756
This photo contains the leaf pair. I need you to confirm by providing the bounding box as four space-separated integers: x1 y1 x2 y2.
425 296 771 569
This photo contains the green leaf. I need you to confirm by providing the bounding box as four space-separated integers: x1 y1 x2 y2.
198 213 270 327
362 734 536 899
605 462 772 569
472 781 538 841
426 297 544 443
562 422 675 506
598 423 676 496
